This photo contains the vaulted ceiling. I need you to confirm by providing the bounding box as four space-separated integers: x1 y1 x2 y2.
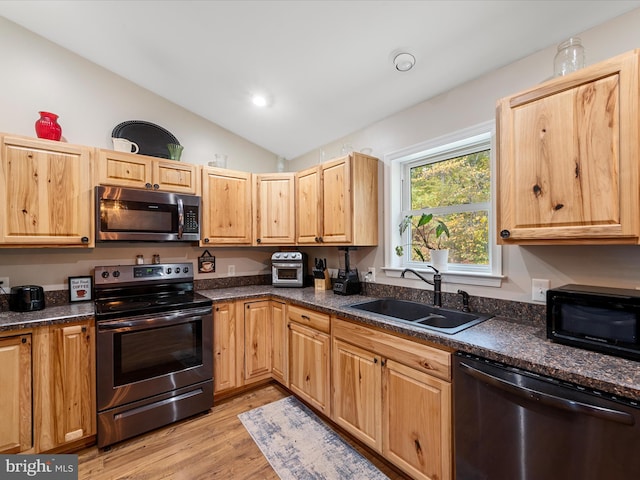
2 1 638 159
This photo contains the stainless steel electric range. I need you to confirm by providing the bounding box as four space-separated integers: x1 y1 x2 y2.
94 262 213 448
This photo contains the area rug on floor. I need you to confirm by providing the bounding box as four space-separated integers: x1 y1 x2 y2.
238 396 389 480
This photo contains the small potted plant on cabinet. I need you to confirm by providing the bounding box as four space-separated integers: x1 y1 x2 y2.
396 213 450 271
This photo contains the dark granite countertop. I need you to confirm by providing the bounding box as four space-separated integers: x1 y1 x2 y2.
2 285 639 402
0 301 95 330
198 286 640 402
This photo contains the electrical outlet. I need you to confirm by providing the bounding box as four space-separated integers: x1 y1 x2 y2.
0 276 9 291
228 265 235 276
366 267 376 283
532 278 550 302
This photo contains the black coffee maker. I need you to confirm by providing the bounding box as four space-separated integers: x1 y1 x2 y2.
333 247 361 295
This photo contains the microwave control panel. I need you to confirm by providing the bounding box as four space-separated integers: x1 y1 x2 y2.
184 206 199 233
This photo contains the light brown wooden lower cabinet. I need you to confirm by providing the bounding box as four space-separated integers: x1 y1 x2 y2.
119 296 452 480
287 305 331 416
243 300 273 383
332 317 452 480
50 322 96 447
213 302 240 393
332 339 382 450
271 300 287 384
214 298 280 396
383 359 451 480
213 299 330 416
0 332 32 453
0 319 96 454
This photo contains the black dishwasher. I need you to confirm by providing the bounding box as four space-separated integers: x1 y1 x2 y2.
454 352 640 480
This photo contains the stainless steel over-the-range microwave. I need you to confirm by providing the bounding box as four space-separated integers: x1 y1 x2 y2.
547 284 640 361
95 186 201 242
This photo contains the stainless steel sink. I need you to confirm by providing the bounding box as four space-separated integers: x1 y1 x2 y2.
348 298 493 334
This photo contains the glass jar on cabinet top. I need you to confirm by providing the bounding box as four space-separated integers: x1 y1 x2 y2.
554 37 585 77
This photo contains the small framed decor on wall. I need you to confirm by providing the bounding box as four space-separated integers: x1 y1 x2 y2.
69 276 92 302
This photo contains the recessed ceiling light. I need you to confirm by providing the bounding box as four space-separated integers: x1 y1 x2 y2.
394 52 415 72
252 94 268 107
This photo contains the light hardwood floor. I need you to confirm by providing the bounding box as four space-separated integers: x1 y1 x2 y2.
77 384 408 479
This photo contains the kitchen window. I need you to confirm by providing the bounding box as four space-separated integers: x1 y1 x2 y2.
385 121 502 286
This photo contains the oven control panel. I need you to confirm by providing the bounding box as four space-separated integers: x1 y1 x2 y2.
95 263 194 285
271 251 304 262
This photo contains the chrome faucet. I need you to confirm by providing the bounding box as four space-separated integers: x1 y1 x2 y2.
400 266 442 307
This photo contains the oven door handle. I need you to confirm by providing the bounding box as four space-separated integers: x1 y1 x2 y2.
98 308 211 332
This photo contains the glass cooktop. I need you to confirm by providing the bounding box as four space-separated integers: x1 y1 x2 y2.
95 292 212 321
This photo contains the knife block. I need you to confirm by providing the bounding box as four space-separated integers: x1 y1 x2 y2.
314 270 332 291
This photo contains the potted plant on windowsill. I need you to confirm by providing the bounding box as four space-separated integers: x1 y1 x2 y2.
395 213 451 271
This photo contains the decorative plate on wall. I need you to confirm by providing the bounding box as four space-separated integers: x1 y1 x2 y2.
112 121 180 159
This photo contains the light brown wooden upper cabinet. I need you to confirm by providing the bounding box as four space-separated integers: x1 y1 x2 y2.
296 165 321 244
96 149 198 194
253 173 296 245
497 49 640 244
0 135 93 247
201 166 252 245
296 153 379 246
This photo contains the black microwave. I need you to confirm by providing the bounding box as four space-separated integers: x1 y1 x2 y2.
547 284 640 361
96 186 200 242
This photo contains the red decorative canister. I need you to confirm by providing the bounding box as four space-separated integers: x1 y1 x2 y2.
35 111 62 140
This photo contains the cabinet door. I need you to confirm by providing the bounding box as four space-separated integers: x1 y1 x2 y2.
320 156 352 244
332 339 382 452
244 300 272 383
383 359 452 480
98 150 197 194
153 159 198 194
0 136 93 246
271 301 287 385
49 322 96 447
213 302 238 393
497 51 639 243
201 167 252 245
288 322 330 415
254 173 296 245
296 166 321 243
0 334 32 454
97 149 154 189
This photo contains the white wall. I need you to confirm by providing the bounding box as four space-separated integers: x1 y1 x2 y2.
291 8 640 304
0 16 277 290
0 17 277 171
0 245 273 291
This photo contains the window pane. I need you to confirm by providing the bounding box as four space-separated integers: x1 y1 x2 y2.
407 211 489 266
410 150 491 209
444 211 489 265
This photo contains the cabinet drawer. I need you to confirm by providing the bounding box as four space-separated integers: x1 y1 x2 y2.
287 305 330 333
333 318 451 381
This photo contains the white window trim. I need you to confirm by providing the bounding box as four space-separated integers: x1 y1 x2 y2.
382 120 504 288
